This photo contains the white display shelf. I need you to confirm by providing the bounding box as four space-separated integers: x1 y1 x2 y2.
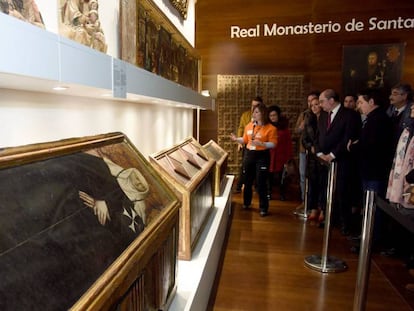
168 175 234 311
0 13 212 110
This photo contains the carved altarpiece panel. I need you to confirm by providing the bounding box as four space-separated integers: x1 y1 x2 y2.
119 0 199 91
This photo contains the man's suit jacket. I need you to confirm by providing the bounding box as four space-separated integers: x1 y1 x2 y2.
386 101 414 149
316 106 361 161
357 107 393 181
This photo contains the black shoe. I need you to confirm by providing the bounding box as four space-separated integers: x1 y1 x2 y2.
280 195 286 201
341 227 350 236
260 210 268 217
380 247 397 257
350 245 360 254
242 205 251 210
347 234 361 241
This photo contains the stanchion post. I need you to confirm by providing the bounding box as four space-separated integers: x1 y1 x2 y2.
353 190 376 311
304 161 347 273
294 150 309 218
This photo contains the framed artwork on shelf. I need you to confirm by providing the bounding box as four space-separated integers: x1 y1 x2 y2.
119 0 200 91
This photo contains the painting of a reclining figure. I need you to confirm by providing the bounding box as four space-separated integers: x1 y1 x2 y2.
0 132 179 310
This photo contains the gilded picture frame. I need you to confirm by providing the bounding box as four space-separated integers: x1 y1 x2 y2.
0 132 179 310
169 0 189 19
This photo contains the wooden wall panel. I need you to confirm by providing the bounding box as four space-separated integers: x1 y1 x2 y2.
195 0 414 145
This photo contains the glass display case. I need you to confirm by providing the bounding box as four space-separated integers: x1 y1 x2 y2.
0 132 179 311
203 139 229 196
149 137 215 260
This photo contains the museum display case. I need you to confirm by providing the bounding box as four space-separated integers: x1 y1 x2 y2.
149 137 216 260
0 132 179 311
203 140 229 196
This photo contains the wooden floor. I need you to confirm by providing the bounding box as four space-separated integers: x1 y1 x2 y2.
207 188 414 311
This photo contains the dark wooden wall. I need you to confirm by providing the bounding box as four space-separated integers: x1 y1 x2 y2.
194 0 414 144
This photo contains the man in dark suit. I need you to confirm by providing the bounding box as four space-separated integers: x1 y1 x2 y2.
315 89 361 235
347 88 393 252
386 83 414 150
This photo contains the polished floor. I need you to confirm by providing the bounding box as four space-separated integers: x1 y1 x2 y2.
207 186 414 311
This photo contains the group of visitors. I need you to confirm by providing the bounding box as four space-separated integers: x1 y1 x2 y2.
231 83 414 290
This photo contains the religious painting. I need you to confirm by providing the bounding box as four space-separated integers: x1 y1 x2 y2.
170 41 180 83
145 17 159 74
119 0 200 91
158 26 172 80
58 0 108 53
137 2 147 68
183 54 199 91
0 132 179 310
342 43 405 96
177 45 186 86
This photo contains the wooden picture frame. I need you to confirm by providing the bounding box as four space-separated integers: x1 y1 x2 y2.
203 140 229 196
0 132 180 310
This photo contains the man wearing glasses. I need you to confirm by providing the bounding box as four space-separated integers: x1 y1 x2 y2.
387 83 414 149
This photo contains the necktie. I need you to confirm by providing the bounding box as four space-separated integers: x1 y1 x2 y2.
327 111 332 129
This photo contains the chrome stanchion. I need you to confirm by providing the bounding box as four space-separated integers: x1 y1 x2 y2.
353 190 375 311
294 151 309 218
304 161 347 273
294 176 309 218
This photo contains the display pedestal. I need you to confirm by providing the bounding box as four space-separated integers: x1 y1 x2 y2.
168 175 234 311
